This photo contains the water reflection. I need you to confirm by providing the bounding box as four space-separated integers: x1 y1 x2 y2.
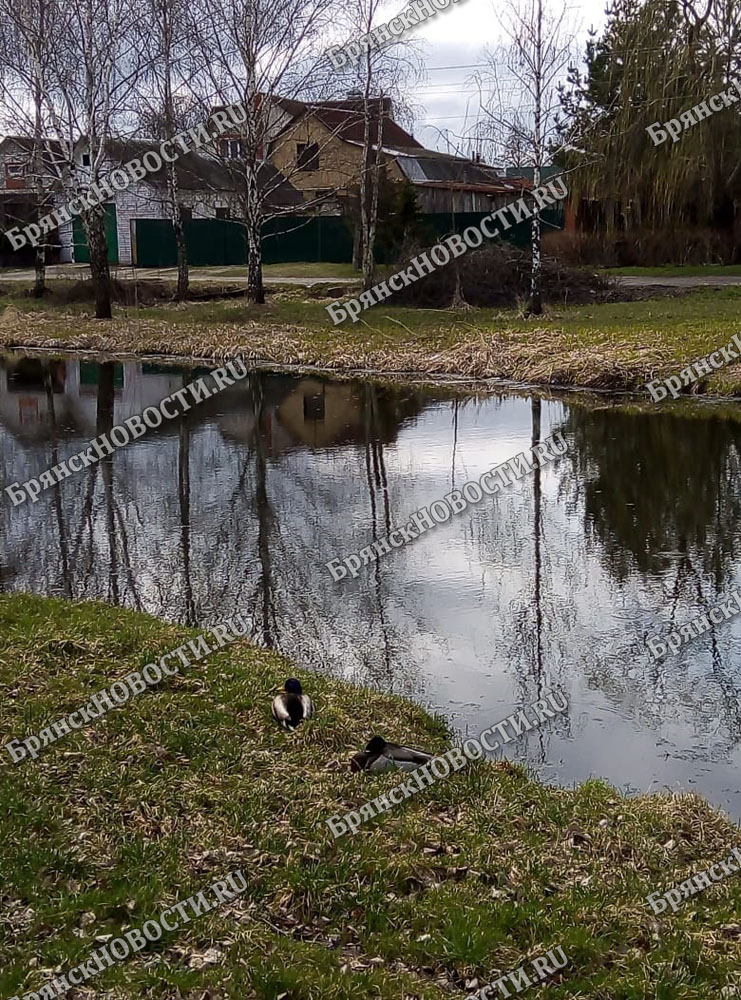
1 354 740 817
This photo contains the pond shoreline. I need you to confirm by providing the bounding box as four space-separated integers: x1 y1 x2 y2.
1 340 644 399
2 303 741 398
4 333 741 407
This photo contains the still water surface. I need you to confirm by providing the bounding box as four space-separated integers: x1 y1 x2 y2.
2 353 740 816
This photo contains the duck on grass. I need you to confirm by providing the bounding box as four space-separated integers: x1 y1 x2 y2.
350 736 434 773
271 678 314 731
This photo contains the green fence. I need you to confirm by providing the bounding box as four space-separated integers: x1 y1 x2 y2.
133 218 246 268
133 216 354 268
132 208 564 269
262 216 354 264
72 204 119 264
423 208 564 250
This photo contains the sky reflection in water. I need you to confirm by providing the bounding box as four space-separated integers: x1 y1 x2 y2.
1 354 740 816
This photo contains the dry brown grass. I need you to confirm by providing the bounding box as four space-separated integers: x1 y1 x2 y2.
0 307 682 392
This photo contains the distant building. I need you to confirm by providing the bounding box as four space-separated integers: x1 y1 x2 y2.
0 133 302 266
267 97 531 217
0 136 66 264
59 139 302 266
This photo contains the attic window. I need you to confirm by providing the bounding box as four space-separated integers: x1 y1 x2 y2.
297 142 319 172
6 163 24 178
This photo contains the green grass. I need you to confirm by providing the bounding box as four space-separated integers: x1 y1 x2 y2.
605 265 741 277
262 262 358 280
2 593 741 998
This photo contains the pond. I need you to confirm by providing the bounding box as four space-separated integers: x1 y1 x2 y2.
2 352 740 817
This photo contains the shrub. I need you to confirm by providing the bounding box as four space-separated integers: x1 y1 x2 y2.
388 240 610 308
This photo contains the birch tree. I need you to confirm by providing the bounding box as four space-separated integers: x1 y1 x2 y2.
0 0 63 295
191 0 337 304
477 0 575 313
136 0 194 300
35 0 144 317
346 0 388 290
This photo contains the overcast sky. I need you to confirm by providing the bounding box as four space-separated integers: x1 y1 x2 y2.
401 0 610 155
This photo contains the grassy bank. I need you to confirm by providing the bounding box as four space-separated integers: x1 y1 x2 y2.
1 283 741 394
605 265 741 277
1 593 741 998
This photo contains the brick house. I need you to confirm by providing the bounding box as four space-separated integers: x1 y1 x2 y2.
58 139 302 265
267 97 534 216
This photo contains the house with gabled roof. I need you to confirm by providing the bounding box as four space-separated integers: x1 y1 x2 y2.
1 131 302 266
266 97 534 217
58 139 302 266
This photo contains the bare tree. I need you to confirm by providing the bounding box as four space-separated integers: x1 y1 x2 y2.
348 0 387 290
136 0 194 300
328 8 423 289
189 0 338 304
477 0 575 313
0 0 64 295
20 0 145 318
57 0 144 317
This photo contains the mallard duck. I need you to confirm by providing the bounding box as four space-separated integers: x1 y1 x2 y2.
350 736 434 773
271 679 313 731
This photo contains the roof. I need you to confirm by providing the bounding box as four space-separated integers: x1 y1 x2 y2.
392 148 531 193
273 97 424 151
0 135 66 157
267 95 532 194
103 139 303 207
414 179 532 195
504 165 563 182
0 136 68 175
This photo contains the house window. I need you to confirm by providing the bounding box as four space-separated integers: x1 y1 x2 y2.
81 153 91 167
221 139 244 159
6 163 24 178
215 206 229 219
179 205 193 221
297 142 319 172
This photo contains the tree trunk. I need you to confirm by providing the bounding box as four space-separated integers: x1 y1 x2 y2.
32 76 45 298
732 199 741 264
174 220 189 300
162 12 189 302
528 185 542 316
359 56 384 291
245 158 264 304
527 0 544 317
33 246 46 298
85 210 113 319
450 259 471 309
247 222 264 304
165 137 188 302
361 104 383 291
352 220 362 270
